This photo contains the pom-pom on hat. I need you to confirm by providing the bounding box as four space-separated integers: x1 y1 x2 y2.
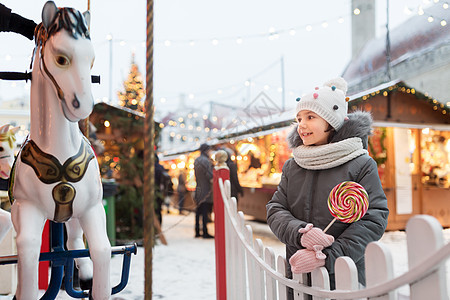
296 77 349 131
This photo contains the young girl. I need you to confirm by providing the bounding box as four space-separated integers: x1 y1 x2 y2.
266 77 389 292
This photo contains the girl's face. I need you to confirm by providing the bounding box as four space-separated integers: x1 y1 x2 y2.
296 110 331 146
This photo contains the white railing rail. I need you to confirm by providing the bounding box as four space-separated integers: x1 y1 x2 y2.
218 178 450 300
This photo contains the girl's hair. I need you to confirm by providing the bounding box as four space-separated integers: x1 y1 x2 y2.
325 124 336 143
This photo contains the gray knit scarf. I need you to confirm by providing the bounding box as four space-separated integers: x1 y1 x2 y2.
292 137 367 170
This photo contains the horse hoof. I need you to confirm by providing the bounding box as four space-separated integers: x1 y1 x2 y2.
79 277 93 290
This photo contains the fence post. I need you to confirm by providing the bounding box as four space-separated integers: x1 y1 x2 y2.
406 215 448 300
335 256 360 300
255 239 266 299
311 267 330 300
365 241 395 300
213 167 230 300
236 212 248 299
245 225 257 300
39 220 50 290
265 247 277 300
293 272 308 300
277 255 288 300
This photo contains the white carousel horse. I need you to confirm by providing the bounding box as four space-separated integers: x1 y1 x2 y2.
0 124 19 242
10 2 111 299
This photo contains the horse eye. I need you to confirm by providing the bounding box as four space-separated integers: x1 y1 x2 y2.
56 55 70 67
0 147 3 152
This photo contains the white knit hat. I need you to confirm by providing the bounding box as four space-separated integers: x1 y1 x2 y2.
295 77 349 131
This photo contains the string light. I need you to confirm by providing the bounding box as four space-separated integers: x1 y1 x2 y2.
418 5 425 15
351 83 450 115
165 81 450 150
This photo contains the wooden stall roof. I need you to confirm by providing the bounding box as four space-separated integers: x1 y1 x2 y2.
348 80 450 126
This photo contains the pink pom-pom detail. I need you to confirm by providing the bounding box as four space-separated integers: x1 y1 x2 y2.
315 87 319 90
313 93 319 99
344 117 349 121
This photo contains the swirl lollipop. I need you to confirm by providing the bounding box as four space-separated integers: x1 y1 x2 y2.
323 181 369 232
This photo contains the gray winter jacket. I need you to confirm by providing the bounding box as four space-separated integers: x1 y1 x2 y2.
194 151 213 204
266 111 389 287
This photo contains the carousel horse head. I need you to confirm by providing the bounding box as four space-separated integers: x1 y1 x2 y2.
33 0 94 122
0 125 19 179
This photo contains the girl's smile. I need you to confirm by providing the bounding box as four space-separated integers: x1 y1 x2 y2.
296 110 331 146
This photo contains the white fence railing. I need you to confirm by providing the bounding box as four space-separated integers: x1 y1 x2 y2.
218 178 450 300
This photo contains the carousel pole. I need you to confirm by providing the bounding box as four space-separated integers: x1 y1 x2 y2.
144 0 155 299
82 0 91 138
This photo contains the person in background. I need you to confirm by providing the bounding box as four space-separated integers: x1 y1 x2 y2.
266 77 389 297
246 150 261 171
155 154 173 226
0 3 36 40
223 148 244 203
193 143 214 239
177 169 188 215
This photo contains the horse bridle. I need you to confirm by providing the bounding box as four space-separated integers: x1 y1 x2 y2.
31 22 99 108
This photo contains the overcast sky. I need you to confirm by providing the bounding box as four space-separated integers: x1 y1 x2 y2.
0 0 436 120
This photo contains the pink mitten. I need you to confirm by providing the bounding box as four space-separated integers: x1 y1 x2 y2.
289 247 326 274
299 223 334 250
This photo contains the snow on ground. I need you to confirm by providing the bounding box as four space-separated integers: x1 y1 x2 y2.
0 210 449 299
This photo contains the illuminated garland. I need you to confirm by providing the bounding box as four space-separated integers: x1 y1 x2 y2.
350 83 450 115
368 127 387 166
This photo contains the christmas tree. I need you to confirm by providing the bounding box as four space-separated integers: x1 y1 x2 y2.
117 53 145 112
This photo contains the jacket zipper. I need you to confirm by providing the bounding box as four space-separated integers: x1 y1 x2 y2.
308 171 319 223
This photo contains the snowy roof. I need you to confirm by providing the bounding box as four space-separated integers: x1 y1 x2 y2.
216 80 450 141
342 4 450 86
159 109 296 159
93 102 146 118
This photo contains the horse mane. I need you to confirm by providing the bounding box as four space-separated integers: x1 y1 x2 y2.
34 7 90 48
0 130 16 149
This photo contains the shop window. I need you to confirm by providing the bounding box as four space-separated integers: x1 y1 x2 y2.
421 129 450 188
368 127 388 185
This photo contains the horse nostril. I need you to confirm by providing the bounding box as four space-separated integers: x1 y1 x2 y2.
72 97 80 109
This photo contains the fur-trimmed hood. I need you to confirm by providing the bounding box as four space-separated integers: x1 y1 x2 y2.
287 110 372 150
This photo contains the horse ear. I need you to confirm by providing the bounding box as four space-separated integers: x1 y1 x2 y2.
42 1 59 30
0 125 10 134
11 126 20 135
83 10 91 29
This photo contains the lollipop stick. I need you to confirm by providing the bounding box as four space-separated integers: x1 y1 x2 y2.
323 217 337 233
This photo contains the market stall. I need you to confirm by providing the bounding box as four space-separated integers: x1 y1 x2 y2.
214 81 450 230
159 152 198 212
349 81 450 230
216 128 289 219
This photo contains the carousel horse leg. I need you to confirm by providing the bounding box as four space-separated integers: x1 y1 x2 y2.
79 202 111 300
0 209 12 243
10 201 46 300
65 218 94 290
